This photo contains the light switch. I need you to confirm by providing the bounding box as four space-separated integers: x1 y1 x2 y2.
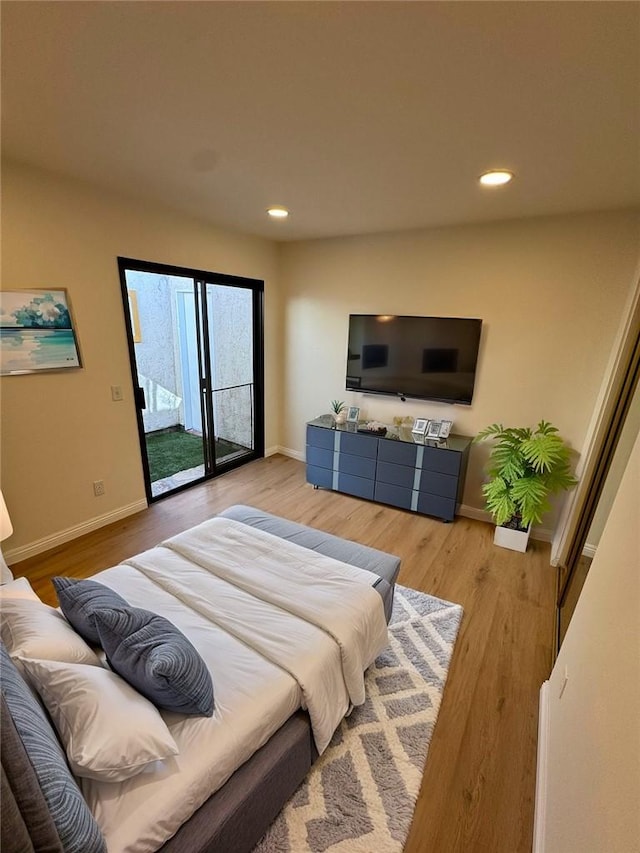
111 385 123 402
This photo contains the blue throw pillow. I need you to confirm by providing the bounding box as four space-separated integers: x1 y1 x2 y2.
93 606 214 717
52 577 129 645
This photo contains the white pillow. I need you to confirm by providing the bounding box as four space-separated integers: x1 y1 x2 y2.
0 576 39 600
0 597 100 665
22 658 180 781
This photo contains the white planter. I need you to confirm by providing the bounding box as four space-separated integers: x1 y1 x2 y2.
494 523 531 553
333 412 347 425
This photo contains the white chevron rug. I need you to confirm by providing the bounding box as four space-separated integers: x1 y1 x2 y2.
254 585 464 853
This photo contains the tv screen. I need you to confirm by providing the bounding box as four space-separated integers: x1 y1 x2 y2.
346 314 482 405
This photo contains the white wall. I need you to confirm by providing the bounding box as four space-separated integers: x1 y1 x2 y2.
280 211 640 532
538 431 640 852
1 160 281 557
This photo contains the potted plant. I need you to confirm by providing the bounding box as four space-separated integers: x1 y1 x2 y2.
474 420 578 552
330 400 347 425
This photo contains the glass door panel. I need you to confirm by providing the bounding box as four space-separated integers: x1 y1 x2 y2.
206 283 255 466
124 270 206 498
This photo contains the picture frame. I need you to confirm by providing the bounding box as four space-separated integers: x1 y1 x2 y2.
346 406 360 423
439 419 453 439
1 289 82 375
411 417 429 435
426 420 442 439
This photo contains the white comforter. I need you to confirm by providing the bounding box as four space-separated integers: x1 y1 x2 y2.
82 517 388 852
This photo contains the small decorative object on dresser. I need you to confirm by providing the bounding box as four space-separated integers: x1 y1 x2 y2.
411 418 429 435
426 420 442 440
330 399 347 425
439 419 453 439
346 406 360 423
357 420 386 436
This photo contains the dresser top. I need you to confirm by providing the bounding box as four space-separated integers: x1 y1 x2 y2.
308 415 472 452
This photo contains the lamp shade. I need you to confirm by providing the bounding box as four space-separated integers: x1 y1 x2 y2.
0 490 13 542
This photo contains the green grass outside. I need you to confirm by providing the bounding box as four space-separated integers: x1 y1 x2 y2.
145 429 246 482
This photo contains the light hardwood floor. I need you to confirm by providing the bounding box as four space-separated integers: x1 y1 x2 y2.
13 454 556 853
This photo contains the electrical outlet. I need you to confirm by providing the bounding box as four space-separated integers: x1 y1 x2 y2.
111 385 123 402
93 480 105 497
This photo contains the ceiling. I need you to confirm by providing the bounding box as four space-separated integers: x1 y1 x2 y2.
2 1 639 241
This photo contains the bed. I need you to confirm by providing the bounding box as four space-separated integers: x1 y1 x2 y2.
0 505 401 853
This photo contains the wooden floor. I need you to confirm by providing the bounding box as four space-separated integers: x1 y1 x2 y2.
13 454 556 853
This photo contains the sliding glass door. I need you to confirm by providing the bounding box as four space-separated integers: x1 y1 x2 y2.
118 258 264 501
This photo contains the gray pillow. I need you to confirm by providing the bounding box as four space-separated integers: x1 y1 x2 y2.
93 606 214 717
52 577 129 646
0 643 106 853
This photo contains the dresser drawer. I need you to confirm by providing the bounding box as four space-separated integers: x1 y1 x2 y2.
306 445 333 470
306 465 333 489
339 452 377 480
306 425 336 450
417 491 456 521
376 460 416 489
374 481 412 510
340 431 378 459
419 469 458 499
421 446 461 476
377 440 417 467
338 472 375 500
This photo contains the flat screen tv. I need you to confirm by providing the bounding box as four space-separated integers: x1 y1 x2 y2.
345 314 482 405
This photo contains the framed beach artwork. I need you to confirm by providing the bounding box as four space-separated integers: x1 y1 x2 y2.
0 289 82 375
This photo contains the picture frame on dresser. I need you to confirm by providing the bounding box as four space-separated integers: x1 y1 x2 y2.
426 420 442 440
412 418 429 435
346 406 360 423
439 419 453 440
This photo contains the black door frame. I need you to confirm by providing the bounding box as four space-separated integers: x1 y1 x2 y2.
117 256 265 503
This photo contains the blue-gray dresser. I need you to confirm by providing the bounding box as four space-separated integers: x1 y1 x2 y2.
306 416 471 522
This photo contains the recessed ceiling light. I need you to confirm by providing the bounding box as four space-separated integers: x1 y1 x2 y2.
266 206 289 219
479 170 514 187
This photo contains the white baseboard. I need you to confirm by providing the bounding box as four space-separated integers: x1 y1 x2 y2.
264 445 280 457
533 680 550 853
4 499 148 565
457 505 553 543
270 445 305 462
457 504 492 523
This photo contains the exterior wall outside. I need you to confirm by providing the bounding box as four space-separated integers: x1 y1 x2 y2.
209 285 254 450
127 274 256 446
126 271 187 434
